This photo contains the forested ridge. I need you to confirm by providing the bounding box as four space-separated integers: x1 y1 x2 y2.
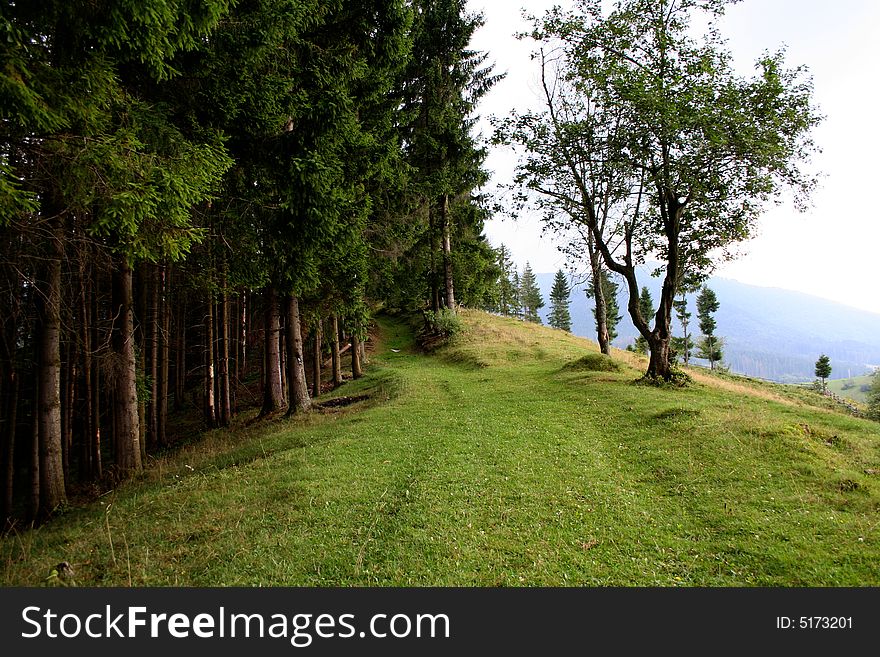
0 0 833 534
0 0 503 526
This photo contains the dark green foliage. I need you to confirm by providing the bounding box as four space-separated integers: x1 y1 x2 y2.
498 0 820 381
630 287 654 355
548 270 572 331
519 263 544 324
587 268 621 343
696 286 723 369
0 0 507 520
493 244 520 316
814 355 832 392
672 293 694 364
386 0 502 312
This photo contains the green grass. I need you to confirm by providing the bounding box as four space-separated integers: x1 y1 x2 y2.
827 374 875 404
3 309 880 586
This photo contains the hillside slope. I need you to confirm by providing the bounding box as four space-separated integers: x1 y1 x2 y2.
2 311 879 586
537 273 880 383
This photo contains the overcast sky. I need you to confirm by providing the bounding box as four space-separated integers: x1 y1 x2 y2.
467 0 880 314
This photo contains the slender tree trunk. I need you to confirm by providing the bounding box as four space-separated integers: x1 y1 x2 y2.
260 286 284 416
330 314 343 388
285 295 311 415
80 278 93 480
311 321 322 398
204 296 216 428
237 292 247 409
111 258 143 478
135 268 146 464
29 404 39 523
158 265 170 444
37 218 66 516
174 299 185 412
279 313 287 404
2 370 17 527
218 282 231 427
90 287 102 480
589 239 610 355
351 332 363 380
59 339 70 487
429 207 440 314
441 193 456 311
147 264 159 448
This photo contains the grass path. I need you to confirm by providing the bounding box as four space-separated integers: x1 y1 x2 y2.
3 311 880 586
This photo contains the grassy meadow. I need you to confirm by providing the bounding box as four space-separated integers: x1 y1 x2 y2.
827 374 875 404
3 310 880 586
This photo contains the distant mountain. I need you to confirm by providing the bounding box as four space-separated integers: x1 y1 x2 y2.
535 272 880 383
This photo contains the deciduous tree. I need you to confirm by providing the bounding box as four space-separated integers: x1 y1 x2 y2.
500 0 820 381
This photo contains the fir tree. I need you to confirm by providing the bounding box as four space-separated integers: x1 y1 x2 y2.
587 269 621 348
696 286 723 370
496 244 518 316
631 287 654 355
814 355 832 392
511 270 523 319
672 293 694 365
548 270 572 331
519 263 544 324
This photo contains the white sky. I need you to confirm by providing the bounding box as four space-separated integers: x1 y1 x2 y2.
467 0 880 314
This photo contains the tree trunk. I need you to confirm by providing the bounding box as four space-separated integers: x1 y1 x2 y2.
312 320 322 398
237 292 247 410
174 298 185 413
330 314 343 387
218 283 231 427
36 219 66 516
285 295 312 415
90 287 102 480
29 404 39 523
158 265 170 444
351 332 363 380
147 264 159 448
646 335 672 381
79 279 93 480
441 193 456 311
589 240 610 355
135 268 147 464
260 286 284 416
111 258 143 478
429 206 440 314
279 312 287 404
204 296 216 428
1 370 17 527
59 339 70 487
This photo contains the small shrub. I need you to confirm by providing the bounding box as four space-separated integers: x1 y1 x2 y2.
422 309 462 338
563 353 621 372
417 309 463 350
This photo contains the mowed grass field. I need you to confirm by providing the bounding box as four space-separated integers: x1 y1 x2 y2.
827 374 875 404
3 310 880 586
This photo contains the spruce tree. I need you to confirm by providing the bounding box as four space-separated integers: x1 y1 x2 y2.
814 355 832 392
496 245 518 316
587 268 621 350
631 287 654 355
672 293 694 365
696 286 722 370
548 270 572 331
402 0 501 313
519 263 544 324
